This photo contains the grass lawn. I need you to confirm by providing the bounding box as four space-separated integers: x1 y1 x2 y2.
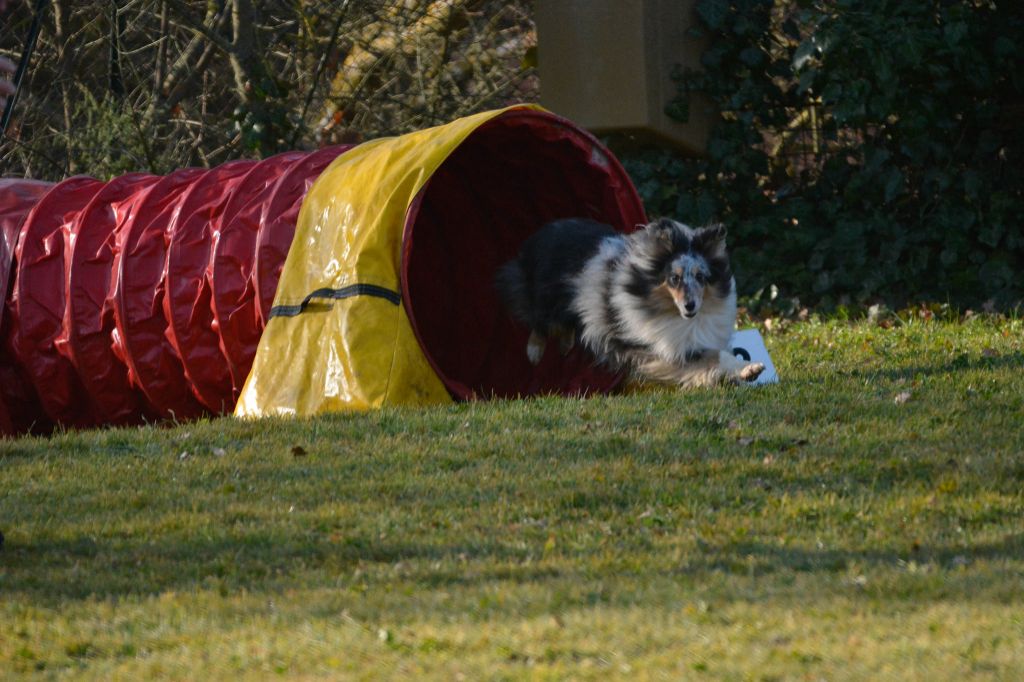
2 314 1023 680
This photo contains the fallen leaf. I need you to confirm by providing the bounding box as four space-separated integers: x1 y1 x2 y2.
894 391 912 405
291 445 307 457
178 451 190 461
212 447 226 457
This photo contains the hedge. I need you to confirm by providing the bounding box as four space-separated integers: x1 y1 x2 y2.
617 0 1023 309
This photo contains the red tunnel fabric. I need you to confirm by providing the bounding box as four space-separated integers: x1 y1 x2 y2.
210 150 307 396
164 160 257 413
1 178 54 434
0 110 647 436
114 168 210 420
12 176 106 427
0 150 345 435
67 173 161 424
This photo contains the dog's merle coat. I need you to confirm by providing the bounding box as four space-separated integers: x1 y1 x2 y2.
495 217 764 386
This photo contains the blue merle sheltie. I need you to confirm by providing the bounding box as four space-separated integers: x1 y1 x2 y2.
495 217 765 387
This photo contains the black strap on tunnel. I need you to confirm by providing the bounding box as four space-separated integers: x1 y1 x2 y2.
268 283 401 319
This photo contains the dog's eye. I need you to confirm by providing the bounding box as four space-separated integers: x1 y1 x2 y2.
668 274 681 287
696 272 707 285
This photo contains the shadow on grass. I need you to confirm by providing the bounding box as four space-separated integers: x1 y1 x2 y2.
3 528 1023 606
845 351 1024 382
681 533 1024 578
0 531 551 603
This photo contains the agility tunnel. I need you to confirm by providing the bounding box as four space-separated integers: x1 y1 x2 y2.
0 105 646 436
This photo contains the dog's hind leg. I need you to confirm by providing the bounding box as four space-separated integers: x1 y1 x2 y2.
527 330 547 365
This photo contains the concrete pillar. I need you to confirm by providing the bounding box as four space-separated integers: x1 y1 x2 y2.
535 0 713 155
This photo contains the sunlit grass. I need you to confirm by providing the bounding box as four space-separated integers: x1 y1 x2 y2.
2 316 1023 679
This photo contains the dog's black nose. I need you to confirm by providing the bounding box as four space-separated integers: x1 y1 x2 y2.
684 301 697 312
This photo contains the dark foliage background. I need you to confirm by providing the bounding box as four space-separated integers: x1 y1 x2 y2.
620 0 1023 309
3 0 1021 308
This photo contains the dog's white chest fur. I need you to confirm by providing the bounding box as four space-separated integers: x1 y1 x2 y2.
623 286 736 363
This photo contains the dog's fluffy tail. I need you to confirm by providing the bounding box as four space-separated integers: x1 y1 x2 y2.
494 259 532 326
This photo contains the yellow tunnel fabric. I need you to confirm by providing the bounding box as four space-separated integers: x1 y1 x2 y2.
235 105 543 418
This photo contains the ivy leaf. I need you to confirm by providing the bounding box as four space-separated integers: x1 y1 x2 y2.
782 18 801 40
739 47 764 66
963 170 981 200
696 0 729 30
707 137 732 162
943 21 968 48
797 69 816 94
978 223 1005 249
696 193 718 224
665 99 690 123
793 38 817 70
993 36 1016 59
820 81 842 103
884 169 903 204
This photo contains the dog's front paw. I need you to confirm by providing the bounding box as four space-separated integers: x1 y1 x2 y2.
739 362 765 382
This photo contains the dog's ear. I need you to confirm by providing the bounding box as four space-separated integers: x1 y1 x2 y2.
645 218 679 247
702 222 727 240
697 223 728 256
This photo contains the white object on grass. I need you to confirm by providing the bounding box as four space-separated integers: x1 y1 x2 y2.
729 328 778 385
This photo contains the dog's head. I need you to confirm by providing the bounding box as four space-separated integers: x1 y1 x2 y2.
628 218 733 319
